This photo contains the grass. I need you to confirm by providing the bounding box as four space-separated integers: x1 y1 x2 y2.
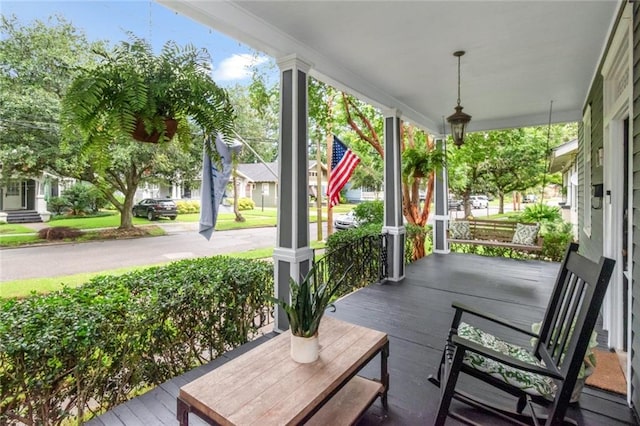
0 235 41 246
0 223 34 234
0 239 327 299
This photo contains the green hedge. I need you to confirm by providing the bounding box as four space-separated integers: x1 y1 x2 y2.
176 200 200 214
0 256 273 425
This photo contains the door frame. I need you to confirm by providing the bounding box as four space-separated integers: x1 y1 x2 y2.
601 2 633 402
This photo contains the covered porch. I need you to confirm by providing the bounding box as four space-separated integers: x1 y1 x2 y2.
87 253 634 425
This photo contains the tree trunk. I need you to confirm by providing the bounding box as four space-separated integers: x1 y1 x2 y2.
499 193 505 215
119 189 137 229
232 172 245 222
412 232 426 259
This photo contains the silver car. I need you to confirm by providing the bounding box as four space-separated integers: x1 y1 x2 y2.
334 210 359 230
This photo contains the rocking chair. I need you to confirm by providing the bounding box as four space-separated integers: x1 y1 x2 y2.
430 243 615 425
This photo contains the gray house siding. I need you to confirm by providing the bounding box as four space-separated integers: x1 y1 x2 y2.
632 2 640 416
580 74 605 263
581 3 639 415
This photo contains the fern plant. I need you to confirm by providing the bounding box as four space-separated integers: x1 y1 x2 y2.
62 35 235 151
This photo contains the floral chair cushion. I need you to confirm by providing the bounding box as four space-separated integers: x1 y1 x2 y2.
511 223 540 245
449 221 471 239
457 322 556 399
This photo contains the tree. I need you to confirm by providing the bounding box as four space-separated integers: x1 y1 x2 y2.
340 93 439 260
448 126 560 215
0 15 103 179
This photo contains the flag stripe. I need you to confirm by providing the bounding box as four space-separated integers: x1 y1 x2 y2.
327 135 360 207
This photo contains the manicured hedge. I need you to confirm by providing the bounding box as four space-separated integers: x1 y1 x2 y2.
0 256 273 425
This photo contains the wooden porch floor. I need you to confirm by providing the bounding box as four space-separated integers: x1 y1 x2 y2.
86 253 636 425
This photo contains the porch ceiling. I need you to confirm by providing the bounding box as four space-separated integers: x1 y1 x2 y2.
159 1 619 134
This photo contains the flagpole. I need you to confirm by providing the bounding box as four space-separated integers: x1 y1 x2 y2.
326 133 334 235
326 93 335 236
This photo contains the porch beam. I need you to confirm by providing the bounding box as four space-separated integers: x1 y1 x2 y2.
382 108 405 282
433 138 450 253
273 55 314 332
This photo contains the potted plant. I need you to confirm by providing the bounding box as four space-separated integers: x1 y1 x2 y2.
401 146 445 181
62 36 235 149
531 322 598 402
273 264 352 363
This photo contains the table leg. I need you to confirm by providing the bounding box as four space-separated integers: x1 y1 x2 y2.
381 340 390 410
177 397 190 426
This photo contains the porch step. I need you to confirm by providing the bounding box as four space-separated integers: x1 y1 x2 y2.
4 210 42 224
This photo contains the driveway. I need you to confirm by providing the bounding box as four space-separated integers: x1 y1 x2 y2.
0 223 327 282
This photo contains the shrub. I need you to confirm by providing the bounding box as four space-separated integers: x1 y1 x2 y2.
0 256 273 425
176 200 200 214
519 203 561 225
45 196 69 215
238 197 255 211
37 226 83 240
326 223 384 290
541 221 575 261
353 200 384 225
62 182 106 215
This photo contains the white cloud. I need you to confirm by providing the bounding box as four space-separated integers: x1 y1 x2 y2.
212 54 269 82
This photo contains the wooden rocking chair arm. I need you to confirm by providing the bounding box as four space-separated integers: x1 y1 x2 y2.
451 302 538 337
451 335 564 381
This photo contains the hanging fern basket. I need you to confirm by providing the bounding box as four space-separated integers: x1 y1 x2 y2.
132 118 178 143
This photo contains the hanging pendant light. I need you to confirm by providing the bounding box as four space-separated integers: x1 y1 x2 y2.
447 51 472 148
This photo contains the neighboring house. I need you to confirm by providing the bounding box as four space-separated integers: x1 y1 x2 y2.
235 161 327 208
0 172 74 222
344 182 383 203
549 138 579 237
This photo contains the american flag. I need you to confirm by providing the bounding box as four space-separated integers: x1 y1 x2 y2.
327 135 360 207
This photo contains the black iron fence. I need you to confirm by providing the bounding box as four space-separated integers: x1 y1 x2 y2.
257 234 389 330
313 233 388 298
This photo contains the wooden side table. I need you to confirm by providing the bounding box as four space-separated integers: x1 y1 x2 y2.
177 317 389 425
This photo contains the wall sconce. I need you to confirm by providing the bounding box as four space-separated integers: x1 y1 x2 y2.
592 183 603 210
597 147 604 167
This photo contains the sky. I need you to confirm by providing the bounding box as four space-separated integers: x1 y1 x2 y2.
1 0 273 86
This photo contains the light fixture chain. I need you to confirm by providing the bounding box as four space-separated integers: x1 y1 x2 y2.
457 55 461 107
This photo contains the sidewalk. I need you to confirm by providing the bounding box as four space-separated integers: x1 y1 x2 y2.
2 221 198 238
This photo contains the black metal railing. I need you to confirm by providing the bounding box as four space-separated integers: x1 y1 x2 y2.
313 233 388 297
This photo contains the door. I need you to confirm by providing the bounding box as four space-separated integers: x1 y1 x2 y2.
4 181 23 210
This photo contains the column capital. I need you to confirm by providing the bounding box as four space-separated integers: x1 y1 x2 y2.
277 54 312 73
382 108 402 119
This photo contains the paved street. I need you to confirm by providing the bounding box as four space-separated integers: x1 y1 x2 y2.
0 223 328 282
0 201 524 283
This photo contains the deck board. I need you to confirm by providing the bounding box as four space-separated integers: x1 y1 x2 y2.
89 253 635 425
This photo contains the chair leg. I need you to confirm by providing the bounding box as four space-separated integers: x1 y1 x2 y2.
434 344 465 426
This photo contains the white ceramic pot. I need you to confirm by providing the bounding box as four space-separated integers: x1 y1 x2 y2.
290 334 319 363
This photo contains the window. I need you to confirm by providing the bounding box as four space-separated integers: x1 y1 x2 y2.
6 182 19 196
583 105 592 237
262 183 269 196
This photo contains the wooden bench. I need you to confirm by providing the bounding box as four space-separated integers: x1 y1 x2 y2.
447 218 543 252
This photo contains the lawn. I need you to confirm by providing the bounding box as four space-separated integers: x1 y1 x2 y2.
0 204 356 247
0 223 34 235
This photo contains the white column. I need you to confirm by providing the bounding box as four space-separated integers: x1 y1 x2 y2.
433 138 450 253
382 108 405 281
273 55 314 332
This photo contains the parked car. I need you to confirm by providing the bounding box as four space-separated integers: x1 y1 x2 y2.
523 194 538 203
132 198 178 220
470 195 489 209
334 210 359 230
448 198 463 211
